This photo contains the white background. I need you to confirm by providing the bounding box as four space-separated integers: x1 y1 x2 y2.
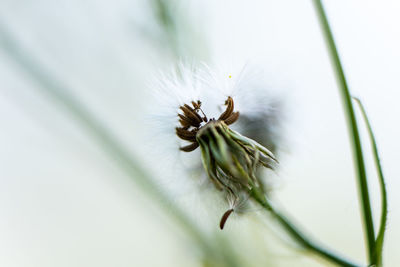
0 0 399 266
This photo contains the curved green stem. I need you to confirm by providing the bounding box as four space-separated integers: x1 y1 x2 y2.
312 1 375 263
251 188 362 267
353 97 388 267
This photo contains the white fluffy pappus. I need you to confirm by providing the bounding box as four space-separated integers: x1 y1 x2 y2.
144 63 207 199
145 62 287 213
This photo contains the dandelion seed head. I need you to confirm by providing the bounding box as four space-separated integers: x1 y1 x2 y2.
147 62 286 227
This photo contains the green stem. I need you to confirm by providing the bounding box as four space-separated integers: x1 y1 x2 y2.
353 98 387 267
251 188 362 267
312 1 375 263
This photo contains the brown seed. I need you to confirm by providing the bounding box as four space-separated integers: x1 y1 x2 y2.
224 111 240 125
176 127 197 137
180 142 199 152
176 128 197 141
178 115 192 128
218 96 234 121
178 110 200 128
191 100 201 110
219 208 234 230
184 104 203 122
180 105 202 125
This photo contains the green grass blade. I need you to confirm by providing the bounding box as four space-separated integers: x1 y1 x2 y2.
312 1 376 263
353 97 388 267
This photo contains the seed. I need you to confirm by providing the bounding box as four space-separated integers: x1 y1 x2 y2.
218 96 234 121
220 208 234 230
180 142 199 152
225 111 240 125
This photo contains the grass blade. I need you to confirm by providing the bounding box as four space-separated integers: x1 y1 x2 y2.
353 97 388 267
312 1 376 263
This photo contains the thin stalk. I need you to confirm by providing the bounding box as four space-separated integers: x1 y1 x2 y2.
353 97 387 267
251 188 362 267
0 24 218 262
312 1 375 263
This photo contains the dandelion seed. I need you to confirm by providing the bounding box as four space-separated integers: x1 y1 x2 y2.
220 209 234 230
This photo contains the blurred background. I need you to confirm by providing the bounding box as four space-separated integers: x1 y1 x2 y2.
0 0 399 266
